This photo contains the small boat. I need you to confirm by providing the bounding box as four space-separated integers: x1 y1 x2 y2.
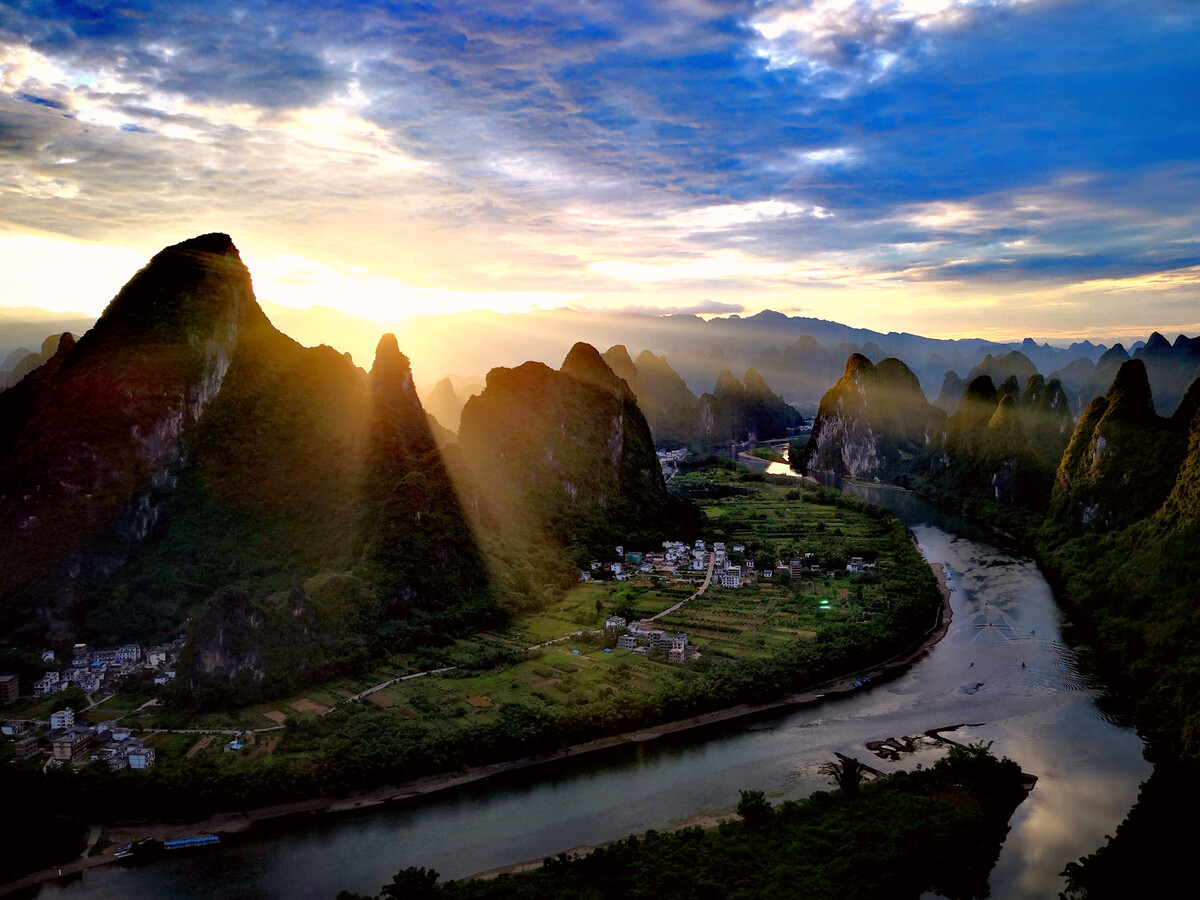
164 835 221 851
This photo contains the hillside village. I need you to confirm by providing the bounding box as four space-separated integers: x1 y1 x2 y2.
1 637 184 770
584 534 881 662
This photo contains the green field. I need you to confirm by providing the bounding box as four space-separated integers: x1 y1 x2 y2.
11 465 939 813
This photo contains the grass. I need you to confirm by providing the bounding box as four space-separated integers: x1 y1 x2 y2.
86 465 934 781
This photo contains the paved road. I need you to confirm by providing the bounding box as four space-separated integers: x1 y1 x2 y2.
649 551 716 622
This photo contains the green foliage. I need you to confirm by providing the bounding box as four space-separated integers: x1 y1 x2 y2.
829 755 866 796
352 749 1027 900
736 789 773 826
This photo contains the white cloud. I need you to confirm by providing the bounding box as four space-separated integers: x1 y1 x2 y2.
750 0 1035 79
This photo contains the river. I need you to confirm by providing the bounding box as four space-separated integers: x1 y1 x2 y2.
34 474 1149 899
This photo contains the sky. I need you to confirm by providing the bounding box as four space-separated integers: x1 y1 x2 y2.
0 0 1198 344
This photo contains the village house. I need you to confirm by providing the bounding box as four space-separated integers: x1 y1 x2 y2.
605 615 627 629
14 737 38 759
33 672 62 698
128 747 156 769
0 673 18 705
52 728 92 764
720 566 742 589
49 708 75 730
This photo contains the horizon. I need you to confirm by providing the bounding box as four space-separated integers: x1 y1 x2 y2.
1 2 1198 346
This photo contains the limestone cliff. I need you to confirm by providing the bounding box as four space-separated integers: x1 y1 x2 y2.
1 236 498 698
0 234 264 641
801 355 944 481
1051 360 1190 528
458 342 695 562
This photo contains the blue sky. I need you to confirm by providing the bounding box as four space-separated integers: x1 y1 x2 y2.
0 0 1197 342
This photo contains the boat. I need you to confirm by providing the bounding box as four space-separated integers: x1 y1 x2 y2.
164 835 221 851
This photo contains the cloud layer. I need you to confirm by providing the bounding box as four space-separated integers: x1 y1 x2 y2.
0 0 1197 338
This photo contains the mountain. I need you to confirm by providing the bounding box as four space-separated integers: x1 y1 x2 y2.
801 355 945 481
0 332 81 389
626 349 700 446
423 376 465 433
695 367 803 450
0 308 96 373
1051 360 1192 529
933 371 967 414
966 350 1039 388
0 234 498 696
1133 331 1200 417
458 343 698 578
1048 356 1096 414
600 344 639 396
936 371 1073 507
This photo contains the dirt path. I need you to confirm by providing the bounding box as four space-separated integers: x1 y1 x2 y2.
186 734 213 758
650 550 716 622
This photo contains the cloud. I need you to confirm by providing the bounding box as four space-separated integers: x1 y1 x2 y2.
590 299 747 316
0 0 1196 338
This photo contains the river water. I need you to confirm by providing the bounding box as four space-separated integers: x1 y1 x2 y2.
35 475 1149 899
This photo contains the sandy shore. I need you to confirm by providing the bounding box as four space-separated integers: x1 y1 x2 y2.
2 566 954 897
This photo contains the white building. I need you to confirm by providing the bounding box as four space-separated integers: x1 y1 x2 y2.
50 708 75 730
34 672 62 698
128 748 156 770
117 644 142 662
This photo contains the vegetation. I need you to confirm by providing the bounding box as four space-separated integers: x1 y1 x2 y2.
341 746 1029 900
0 466 941 850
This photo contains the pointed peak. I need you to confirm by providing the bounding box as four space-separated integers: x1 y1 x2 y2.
602 344 635 368
562 341 626 395
50 331 75 359
963 375 998 405
843 353 875 379
1105 359 1155 419
1099 343 1130 364
369 331 408 369
1144 331 1171 354
743 367 769 392
168 232 239 258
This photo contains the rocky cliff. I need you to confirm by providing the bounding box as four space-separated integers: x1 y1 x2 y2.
0 235 497 697
1052 360 1195 529
801 354 944 481
459 343 696 567
0 234 264 641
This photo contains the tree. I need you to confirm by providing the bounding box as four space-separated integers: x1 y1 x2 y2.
736 789 774 826
381 866 440 899
829 754 866 796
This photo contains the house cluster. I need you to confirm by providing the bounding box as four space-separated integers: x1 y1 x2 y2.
605 616 697 662
31 637 183 698
655 447 688 477
583 538 765 585
775 553 878 580
3 707 156 770
582 541 685 582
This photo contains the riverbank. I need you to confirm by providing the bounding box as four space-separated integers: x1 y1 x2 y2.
1 564 955 899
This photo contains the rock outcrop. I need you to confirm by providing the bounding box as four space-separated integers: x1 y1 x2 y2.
801 355 945 481
1052 360 1191 528
459 342 695 561
1 235 498 696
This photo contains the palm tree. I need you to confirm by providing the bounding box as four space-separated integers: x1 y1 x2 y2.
829 754 866 796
